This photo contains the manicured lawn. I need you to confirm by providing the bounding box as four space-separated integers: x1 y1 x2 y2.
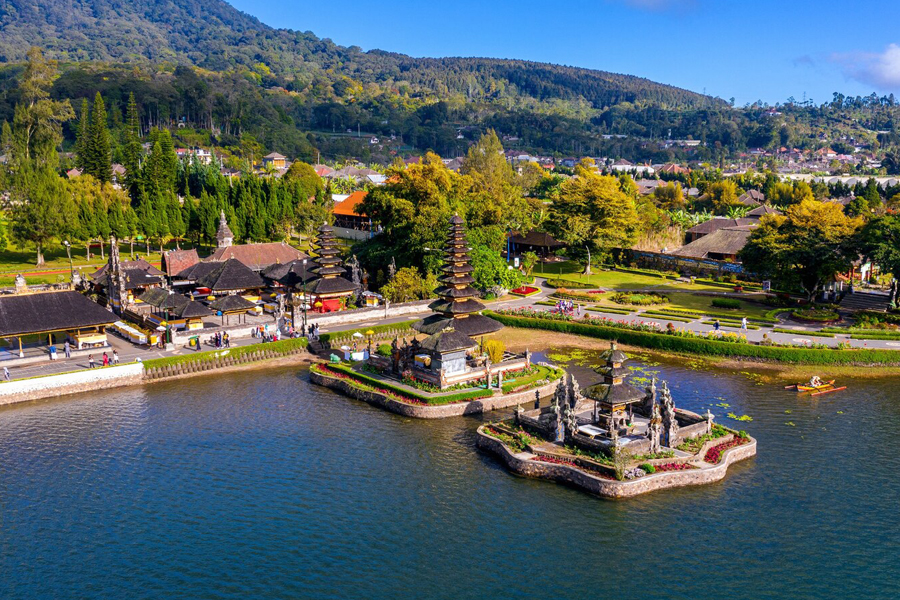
662 293 774 319
542 261 724 292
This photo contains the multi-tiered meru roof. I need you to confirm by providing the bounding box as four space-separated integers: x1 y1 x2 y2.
413 214 503 337
306 223 358 297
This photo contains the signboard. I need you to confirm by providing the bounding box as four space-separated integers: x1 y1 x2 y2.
762 280 771 292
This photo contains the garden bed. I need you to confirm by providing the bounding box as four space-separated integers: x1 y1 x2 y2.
510 285 541 297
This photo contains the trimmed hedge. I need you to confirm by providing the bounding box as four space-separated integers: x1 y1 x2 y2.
612 266 675 279
486 311 900 365
646 307 778 324
711 298 742 309
639 312 694 323
586 306 634 315
851 332 900 340
772 328 835 338
319 320 417 345
545 278 595 289
327 362 492 404
143 337 309 370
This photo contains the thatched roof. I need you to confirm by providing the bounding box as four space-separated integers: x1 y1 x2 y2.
674 227 754 259
419 328 477 353
209 295 257 313
195 259 265 291
0 291 116 337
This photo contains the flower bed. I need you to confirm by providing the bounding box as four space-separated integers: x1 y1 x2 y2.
534 455 578 467
553 288 602 302
654 462 696 472
510 285 541 297
704 436 749 464
485 425 541 452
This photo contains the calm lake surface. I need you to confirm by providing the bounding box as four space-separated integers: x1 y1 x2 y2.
1 350 899 600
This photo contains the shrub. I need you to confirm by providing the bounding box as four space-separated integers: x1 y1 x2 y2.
793 308 839 322
711 298 741 309
638 463 656 474
319 363 492 404
484 339 505 363
609 292 668 306
376 343 392 357
553 288 599 302
546 278 594 289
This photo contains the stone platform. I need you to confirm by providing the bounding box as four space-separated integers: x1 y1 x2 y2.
476 425 757 499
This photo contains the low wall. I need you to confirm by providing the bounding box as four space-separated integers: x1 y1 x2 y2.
476 427 757 499
0 363 144 406
310 368 559 419
143 345 309 381
307 300 432 328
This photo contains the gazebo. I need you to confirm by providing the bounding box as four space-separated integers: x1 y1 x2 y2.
209 295 257 325
583 342 647 437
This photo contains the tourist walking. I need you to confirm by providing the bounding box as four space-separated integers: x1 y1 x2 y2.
113 350 119 365
713 319 720 332
64 340 71 359
49 344 57 361
102 352 109 367
741 317 748 331
3 367 9 382
88 354 95 369
224 332 230 348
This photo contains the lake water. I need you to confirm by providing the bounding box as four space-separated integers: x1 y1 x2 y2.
1 351 898 600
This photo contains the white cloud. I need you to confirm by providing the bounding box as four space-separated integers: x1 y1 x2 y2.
833 44 900 90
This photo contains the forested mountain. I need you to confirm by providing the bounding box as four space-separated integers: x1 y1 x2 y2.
0 0 715 110
1 0 898 164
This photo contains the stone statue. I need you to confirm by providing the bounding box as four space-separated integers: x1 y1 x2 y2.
390 337 400 374
14 273 26 294
660 380 679 448
648 397 662 454
705 409 714 435
525 348 532 369
563 404 578 436
569 375 581 410
388 257 397 281
347 255 362 305
514 405 524 425
644 377 658 416
549 392 564 443
534 389 541 409
485 355 493 389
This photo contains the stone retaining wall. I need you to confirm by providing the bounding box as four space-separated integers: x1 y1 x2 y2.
143 346 308 380
476 426 756 499
0 363 144 406
310 368 559 419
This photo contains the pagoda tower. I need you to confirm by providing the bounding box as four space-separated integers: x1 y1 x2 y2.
305 222 357 311
413 214 502 337
216 211 234 248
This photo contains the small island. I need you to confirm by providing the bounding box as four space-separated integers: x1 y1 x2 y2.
477 342 757 498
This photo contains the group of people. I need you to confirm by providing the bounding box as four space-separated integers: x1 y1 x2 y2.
212 331 231 349
711 317 750 332
300 323 320 341
552 300 579 316
87 351 118 368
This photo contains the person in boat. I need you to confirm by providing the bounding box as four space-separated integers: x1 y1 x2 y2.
809 375 823 387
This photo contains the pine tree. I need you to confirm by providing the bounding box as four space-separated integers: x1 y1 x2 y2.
75 98 90 170
85 92 111 183
123 92 143 199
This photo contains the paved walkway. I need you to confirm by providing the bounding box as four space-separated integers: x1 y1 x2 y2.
2 278 896 382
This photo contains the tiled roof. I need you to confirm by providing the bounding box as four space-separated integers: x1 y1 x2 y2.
205 243 306 271
163 249 200 277
332 191 368 217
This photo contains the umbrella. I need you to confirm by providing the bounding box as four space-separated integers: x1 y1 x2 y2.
352 332 365 339
365 329 375 336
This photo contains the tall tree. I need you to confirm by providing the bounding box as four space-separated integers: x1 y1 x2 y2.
84 92 111 182
9 47 73 168
9 166 69 265
548 165 640 273
739 199 862 301
75 98 90 170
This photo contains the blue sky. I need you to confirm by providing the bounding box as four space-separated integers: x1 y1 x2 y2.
229 0 900 105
